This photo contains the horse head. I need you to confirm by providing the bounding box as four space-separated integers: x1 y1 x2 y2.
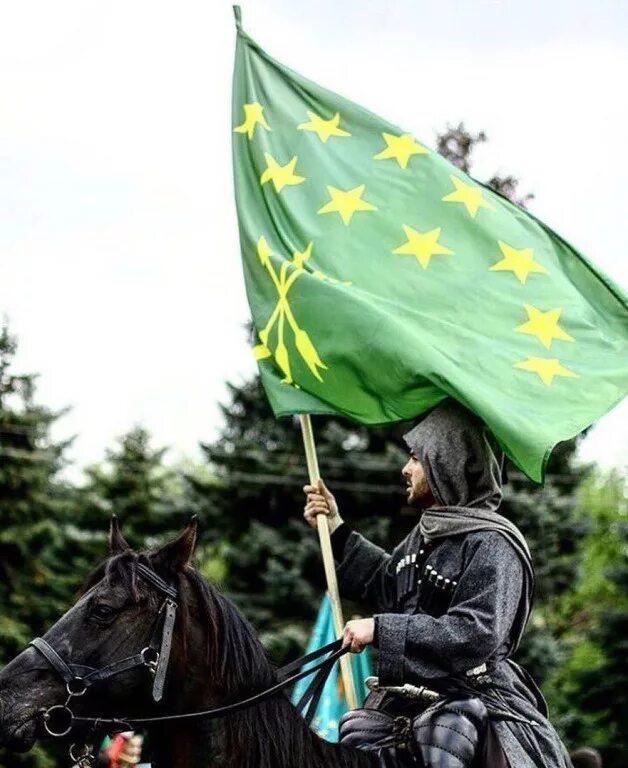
0 516 198 754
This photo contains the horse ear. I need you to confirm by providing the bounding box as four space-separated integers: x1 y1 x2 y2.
152 517 198 571
109 515 132 554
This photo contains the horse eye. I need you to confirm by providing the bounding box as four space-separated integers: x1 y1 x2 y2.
92 603 115 620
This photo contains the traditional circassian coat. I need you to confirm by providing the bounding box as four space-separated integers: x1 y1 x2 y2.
332 400 572 768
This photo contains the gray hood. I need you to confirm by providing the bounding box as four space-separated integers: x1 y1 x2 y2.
403 398 503 512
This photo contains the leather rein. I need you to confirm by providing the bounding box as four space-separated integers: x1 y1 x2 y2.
29 562 348 754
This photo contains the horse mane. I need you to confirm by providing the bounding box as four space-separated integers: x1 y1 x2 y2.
82 552 373 768
182 567 373 768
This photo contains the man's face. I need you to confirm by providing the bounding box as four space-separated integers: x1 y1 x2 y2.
402 453 434 507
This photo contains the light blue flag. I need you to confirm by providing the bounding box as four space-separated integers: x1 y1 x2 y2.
291 595 373 742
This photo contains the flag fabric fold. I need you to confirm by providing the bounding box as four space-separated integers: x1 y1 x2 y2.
231 8 628 481
291 595 373 742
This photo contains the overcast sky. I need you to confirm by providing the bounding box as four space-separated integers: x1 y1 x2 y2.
1 0 626 480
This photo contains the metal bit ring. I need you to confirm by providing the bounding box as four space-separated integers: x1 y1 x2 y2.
42 704 74 737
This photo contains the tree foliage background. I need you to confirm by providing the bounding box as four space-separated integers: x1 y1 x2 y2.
0 126 625 767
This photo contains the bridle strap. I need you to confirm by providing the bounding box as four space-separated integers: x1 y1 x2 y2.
296 654 338 725
71 640 349 729
82 653 147 684
136 563 178 601
29 639 151 687
152 598 177 702
30 638 77 685
277 638 341 680
278 637 346 726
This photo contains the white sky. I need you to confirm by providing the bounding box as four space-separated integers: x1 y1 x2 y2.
1 0 626 480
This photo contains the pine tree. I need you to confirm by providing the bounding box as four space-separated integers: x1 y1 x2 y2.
0 323 76 656
79 426 185 555
545 470 628 766
0 323 76 768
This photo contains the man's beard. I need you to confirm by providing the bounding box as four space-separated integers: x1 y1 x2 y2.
407 481 433 509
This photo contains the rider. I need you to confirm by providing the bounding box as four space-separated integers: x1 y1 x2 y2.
303 399 572 767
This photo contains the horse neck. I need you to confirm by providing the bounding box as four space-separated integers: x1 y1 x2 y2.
148 695 375 768
222 695 377 768
146 572 374 768
148 721 213 768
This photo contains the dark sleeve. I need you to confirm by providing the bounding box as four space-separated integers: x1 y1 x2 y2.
334 531 407 613
331 523 353 561
373 532 524 685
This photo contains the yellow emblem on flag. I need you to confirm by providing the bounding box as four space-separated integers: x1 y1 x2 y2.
254 238 350 384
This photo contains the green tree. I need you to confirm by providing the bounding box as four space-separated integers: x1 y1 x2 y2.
545 470 627 766
0 322 77 655
78 426 185 555
0 323 75 767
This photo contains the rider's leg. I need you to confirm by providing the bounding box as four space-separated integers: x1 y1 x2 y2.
410 697 488 768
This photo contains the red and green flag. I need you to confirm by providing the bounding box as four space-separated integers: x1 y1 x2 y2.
231 7 628 481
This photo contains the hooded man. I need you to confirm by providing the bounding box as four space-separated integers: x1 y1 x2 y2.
303 399 572 768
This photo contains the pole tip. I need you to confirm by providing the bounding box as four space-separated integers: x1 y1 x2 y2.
233 5 242 31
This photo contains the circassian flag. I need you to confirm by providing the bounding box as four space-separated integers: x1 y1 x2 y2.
231 7 628 481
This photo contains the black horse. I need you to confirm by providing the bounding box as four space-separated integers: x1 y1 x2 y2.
0 519 376 768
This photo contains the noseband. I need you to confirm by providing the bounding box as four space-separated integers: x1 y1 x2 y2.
29 562 178 739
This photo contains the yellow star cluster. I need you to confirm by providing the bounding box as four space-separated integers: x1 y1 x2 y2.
234 100 578 388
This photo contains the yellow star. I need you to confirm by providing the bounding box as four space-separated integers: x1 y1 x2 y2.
317 185 377 225
515 305 575 349
297 111 351 143
233 102 271 140
514 357 578 386
489 241 549 284
393 225 454 269
442 175 495 218
373 132 428 169
260 153 306 193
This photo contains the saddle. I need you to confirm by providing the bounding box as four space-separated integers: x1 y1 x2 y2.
340 694 508 768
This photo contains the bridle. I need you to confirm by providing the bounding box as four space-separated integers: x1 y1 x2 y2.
30 562 178 743
28 561 349 767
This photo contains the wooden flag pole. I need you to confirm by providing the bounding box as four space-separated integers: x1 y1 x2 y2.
299 414 358 711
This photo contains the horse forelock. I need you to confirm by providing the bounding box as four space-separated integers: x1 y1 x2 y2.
81 551 153 604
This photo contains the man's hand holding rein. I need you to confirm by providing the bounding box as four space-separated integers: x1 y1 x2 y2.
342 618 375 653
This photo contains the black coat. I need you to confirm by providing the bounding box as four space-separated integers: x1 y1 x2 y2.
336 524 573 768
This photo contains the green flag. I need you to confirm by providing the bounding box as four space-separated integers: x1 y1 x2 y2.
231 7 627 482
